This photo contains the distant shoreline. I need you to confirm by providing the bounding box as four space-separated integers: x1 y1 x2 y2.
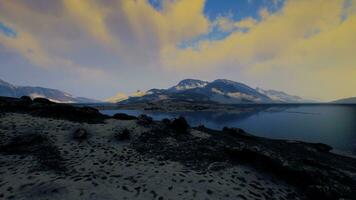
74 101 356 112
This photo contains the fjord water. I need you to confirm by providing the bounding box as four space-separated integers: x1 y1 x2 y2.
100 105 356 155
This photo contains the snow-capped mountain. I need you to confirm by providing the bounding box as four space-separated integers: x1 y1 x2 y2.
105 90 148 103
168 79 209 92
105 92 128 103
0 79 98 103
120 79 310 104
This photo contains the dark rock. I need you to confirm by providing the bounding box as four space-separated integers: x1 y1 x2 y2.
311 143 333 152
0 96 31 112
0 134 64 171
170 117 189 133
81 106 100 113
137 114 153 126
196 125 206 129
1 96 108 123
207 162 228 171
131 124 356 200
306 185 344 200
73 128 88 140
20 96 32 104
115 129 130 141
222 127 253 139
33 97 52 104
161 118 171 125
113 113 138 120
30 104 108 123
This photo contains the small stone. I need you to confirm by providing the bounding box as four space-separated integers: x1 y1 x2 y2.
73 128 88 140
115 129 130 141
207 162 228 171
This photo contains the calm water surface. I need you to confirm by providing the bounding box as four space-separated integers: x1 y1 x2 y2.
100 105 356 155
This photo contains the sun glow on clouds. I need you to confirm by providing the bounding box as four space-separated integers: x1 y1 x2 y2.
0 0 355 100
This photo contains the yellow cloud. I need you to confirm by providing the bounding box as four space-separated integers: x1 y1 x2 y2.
161 0 356 100
214 16 258 32
0 0 110 80
121 0 209 46
0 21 52 68
1 0 355 100
63 0 118 47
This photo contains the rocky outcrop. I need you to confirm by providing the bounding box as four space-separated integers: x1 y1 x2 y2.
115 129 131 141
0 96 108 123
0 134 64 171
0 97 355 199
131 121 356 200
170 117 190 133
112 113 138 120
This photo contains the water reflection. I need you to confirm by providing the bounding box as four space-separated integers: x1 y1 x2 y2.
101 105 356 154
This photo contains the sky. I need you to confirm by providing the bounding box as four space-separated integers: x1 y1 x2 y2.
0 0 355 101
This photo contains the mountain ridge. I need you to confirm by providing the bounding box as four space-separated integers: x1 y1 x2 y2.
0 78 98 103
117 78 311 104
332 97 356 104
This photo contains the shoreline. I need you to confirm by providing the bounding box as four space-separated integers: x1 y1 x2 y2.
1 96 356 199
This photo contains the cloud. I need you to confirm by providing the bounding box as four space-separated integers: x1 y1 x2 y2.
160 0 356 100
0 0 110 80
63 0 120 49
0 0 355 100
212 12 258 33
121 0 209 44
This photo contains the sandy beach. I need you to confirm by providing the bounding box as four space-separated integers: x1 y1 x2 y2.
0 113 305 200
0 97 355 200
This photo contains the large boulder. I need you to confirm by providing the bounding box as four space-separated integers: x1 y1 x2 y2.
170 117 189 133
137 114 153 126
115 129 130 141
222 127 253 139
113 113 138 120
20 96 32 104
33 97 52 104
0 134 64 171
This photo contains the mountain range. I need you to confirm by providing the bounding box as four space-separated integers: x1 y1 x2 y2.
332 97 356 104
118 79 313 104
0 79 97 103
2 78 353 104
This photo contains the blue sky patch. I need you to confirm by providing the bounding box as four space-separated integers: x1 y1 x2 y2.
148 0 163 11
341 0 353 21
0 22 17 38
204 0 285 21
176 0 285 49
177 25 236 50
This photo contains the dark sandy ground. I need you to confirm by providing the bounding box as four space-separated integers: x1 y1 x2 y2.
0 96 355 200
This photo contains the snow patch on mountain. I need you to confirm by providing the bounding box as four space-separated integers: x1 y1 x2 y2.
105 92 128 103
256 88 306 103
169 79 209 91
115 79 312 104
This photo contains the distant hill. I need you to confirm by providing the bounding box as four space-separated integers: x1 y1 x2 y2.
332 97 356 104
118 79 312 104
256 88 307 103
0 79 98 103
